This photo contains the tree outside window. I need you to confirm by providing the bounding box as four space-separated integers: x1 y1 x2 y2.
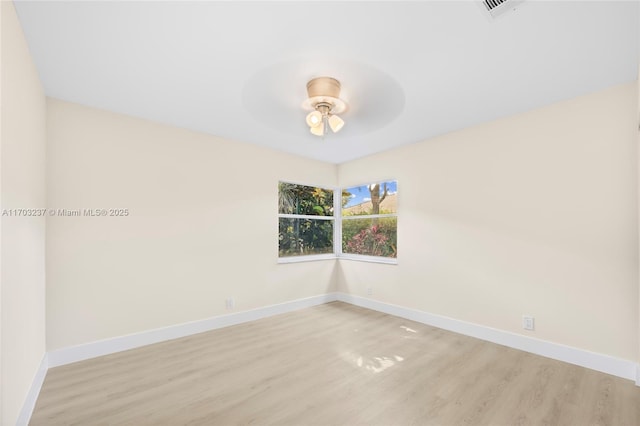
342 181 397 258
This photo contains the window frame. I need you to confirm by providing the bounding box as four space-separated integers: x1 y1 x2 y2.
277 181 337 264
338 180 398 264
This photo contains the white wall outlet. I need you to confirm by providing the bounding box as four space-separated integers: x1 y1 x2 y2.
366 287 373 296
522 315 535 331
225 297 235 310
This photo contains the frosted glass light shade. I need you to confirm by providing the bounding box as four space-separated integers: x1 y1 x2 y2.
328 115 344 133
310 125 324 136
306 111 323 128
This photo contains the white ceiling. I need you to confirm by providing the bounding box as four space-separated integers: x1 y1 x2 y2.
14 1 639 164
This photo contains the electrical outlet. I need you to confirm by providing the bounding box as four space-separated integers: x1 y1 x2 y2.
225 297 235 310
522 315 535 331
366 287 373 296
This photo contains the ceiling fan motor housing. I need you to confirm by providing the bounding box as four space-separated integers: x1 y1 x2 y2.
307 77 341 99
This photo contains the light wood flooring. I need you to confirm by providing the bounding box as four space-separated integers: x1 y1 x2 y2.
31 302 640 425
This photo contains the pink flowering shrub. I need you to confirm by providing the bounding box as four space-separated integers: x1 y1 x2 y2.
346 225 389 257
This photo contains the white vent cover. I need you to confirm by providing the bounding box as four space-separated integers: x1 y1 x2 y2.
482 0 525 18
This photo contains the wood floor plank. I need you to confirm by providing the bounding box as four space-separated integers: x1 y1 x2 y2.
30 302 640 425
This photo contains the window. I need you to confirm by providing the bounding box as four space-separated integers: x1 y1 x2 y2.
341 181 397 259
278 180 398 263
278 182 335 259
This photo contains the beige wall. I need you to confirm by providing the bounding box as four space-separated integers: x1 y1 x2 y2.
0 2 47 424
338 82 639 361
46 99 337 350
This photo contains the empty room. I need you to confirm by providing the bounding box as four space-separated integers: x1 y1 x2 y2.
2 0 640 425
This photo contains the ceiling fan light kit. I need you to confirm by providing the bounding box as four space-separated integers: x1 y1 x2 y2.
302 77 347 137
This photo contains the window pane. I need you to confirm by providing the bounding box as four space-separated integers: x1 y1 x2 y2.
342 217 397 258
279 218 334 257
279 182 334 216
342 181 397 216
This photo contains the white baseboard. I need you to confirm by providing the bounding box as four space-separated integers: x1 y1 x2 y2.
48 293 338 368
336 293 638 383
16 353 48 426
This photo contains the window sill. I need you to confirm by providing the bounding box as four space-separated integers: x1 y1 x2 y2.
278 254 398 265
338 254 398 265
277 254 337 264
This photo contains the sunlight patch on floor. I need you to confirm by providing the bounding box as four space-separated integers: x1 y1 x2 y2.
342 351 406 374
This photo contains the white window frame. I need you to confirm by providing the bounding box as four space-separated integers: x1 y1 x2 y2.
277 181 337 264
338 180 398 265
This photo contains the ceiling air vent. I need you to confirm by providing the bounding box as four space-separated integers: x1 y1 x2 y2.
482 0 525 19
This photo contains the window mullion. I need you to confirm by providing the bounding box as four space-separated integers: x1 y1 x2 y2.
278 213 334 220
334 187 342 257
342 213 397 220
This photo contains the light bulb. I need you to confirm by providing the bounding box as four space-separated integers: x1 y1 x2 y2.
328 115 344 133
306 111 323 128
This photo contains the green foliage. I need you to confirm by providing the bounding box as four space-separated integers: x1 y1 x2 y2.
279 218 333 256
341 190 353 208
278 182 333 216
279 183 334 256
